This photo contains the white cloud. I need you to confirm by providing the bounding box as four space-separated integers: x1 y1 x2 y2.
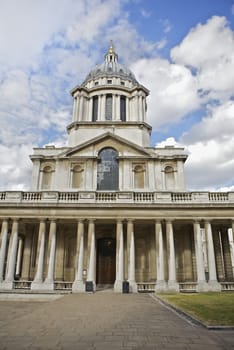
0 144 33 190
231 3 234 15
181 101 234 190
171 16 234 102
131 58 199 128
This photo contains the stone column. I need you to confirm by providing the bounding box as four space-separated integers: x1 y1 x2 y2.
87 220 96 291
31 220 46 290
72 220 85 292
126 97 130 121
99 95 105 121
0 219 9 284
127 220 137 292
116 95 120 120
193 221 208 292
15 237 23 277
43 220 56 290
114 220 124 292
78 94 84 120
205 221 221 291
155 220 166 292
166 220 179 292
88 97 93 121
138 95 143 121
2 219 19 289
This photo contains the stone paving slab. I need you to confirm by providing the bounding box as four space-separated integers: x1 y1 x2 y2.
0 292 233 350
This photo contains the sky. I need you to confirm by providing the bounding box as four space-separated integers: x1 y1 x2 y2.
0 0 234 191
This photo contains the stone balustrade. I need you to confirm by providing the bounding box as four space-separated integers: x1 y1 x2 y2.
0 191 234 205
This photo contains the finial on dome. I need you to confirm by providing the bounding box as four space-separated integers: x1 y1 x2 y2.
109 40 114 53
105 41 118 63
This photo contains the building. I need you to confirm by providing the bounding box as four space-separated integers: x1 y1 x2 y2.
0 44 234 293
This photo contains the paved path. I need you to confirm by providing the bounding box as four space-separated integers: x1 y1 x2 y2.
0 292 233 350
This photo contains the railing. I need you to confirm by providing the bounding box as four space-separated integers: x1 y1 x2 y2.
96 192 117 201
171 193 192 202
0 192 6 200
209 192 229 201
221 282 234 291
137 282 156 292
179 282 197 292
0 191 234 205
134 192 154 202
13 280 32 289
54 281 73 290
59 192 79 201
22 192 42 201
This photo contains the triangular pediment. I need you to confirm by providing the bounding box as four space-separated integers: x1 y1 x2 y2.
59 132 152 158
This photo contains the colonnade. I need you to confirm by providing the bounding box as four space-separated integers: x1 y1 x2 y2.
0 217 233 292
72 92 146 123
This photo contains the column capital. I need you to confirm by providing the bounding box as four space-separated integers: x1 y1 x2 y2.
12 217 20 222
126 218 134 223
38 218 47 223
165 218 174 224
76 218 85 223
116 219 124 224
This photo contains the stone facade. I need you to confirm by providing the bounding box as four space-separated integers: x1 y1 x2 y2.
0 45 234 293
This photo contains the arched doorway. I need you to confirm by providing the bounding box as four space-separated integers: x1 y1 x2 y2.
96 238 116 285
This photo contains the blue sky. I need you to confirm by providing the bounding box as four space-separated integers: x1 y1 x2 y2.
0 0 234 191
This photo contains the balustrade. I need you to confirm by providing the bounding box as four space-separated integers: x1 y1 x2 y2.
0 190 233 204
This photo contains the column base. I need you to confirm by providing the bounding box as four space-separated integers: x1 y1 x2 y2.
167 281 179 293
196 281 209 292
0 280 14 290
155 280 167 293
128 280 138 293
114 280 123 293
39 280 55 290
31 280 44 291
207 280 221 292
72 280 85 293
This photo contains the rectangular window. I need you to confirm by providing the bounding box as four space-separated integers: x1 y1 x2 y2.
120 96 126 121
105 94 112 120
107 79 112 84
92 96 98 121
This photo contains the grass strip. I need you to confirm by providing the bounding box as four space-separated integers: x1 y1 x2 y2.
158 292 234 326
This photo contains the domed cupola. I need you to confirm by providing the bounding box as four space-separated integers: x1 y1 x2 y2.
68 44 151 148
82 43 139 88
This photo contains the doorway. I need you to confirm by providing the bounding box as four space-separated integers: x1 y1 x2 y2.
96 238 116 284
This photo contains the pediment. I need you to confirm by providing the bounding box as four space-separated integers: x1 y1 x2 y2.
58 132 152 158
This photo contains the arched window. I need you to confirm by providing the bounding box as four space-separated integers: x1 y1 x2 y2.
120 96 126 121
133 165 145 189
165 166 175 190
97 148 118 190
71 164 84 188
105 94 112 120
92 96 98 121
41 166 53 190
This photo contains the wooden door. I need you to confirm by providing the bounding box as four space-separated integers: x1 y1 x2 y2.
96 238 116 284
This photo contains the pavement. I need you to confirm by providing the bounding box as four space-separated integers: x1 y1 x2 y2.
0 291 233 350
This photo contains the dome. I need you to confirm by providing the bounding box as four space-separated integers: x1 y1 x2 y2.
82 44 139 86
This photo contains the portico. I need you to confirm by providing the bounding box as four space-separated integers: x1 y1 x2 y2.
0 192 234 293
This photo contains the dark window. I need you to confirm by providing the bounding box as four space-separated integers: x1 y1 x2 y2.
92 96 98 121
120 96 126 121
107 79 112 84
97 148 119 190
105 94 112 120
